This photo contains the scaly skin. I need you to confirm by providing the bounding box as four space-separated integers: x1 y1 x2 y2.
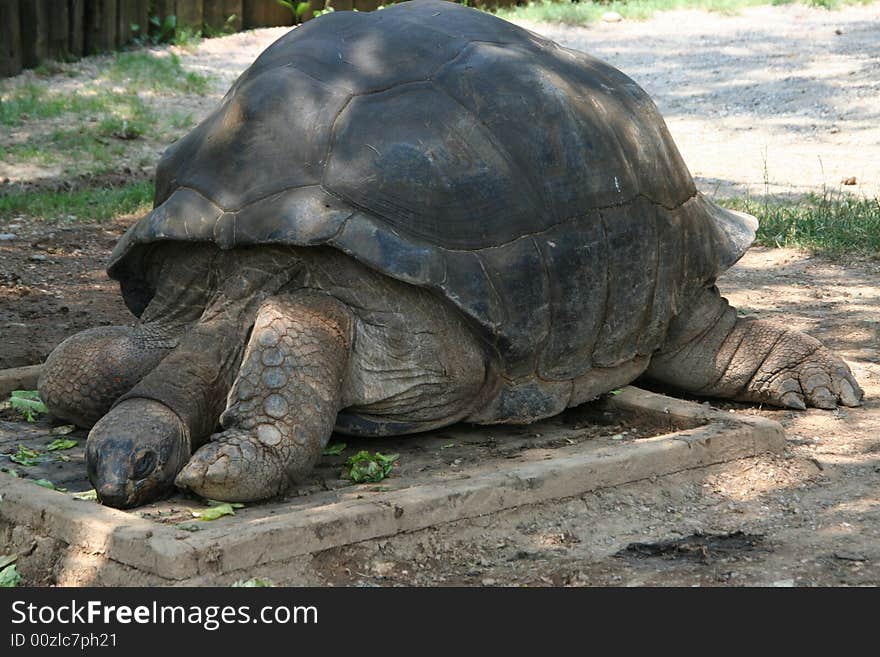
38 326 174 428
175 293 353 501
645 287 863 409
38 243 213 428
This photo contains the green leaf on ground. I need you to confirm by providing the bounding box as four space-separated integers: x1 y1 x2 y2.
323 442 346 456
0 563 21 587
1 467 19 478
8 391 48 422
193 503 240 520
344 450 399 484
10 445 40 466
232 577 274 587
440 443 456 449
32 478 66 491
71 489 98 501
10 390 40 401
46 438 77 451
609 389 623 396
0 554 16 570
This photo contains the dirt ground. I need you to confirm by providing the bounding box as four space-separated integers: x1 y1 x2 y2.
1 5 879 586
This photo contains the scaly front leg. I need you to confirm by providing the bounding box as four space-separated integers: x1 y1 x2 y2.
645 288 863 410
175 293 353 502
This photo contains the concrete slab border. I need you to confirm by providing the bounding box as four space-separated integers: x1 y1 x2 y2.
0 386 784 584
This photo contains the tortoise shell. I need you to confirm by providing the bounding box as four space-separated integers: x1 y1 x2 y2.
109 0 755 393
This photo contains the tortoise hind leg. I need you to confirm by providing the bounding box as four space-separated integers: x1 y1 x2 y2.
38 326 175 428
175 293 353 502
644 287 863 409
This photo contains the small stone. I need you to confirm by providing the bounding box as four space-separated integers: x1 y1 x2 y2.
841 176 857 185
829 126 840 134
481 577 496 586
372 561 395 577
29 254 47 261
601 11 623 22
0 233 16 241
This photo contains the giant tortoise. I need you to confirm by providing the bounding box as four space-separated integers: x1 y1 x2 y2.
38 0 863 508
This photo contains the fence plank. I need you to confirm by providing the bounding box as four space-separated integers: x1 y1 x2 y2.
19 0 49 69
204 0 243 33
68 0 85 57
84 0 118 54
243 0 294 28
0 0 23 76
117 0 134 46
47 2 70 60
175 0 204 30
150 0 173 38
118 0 149 45
133 0 149 42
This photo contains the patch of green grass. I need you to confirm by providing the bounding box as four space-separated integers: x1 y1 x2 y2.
169 110 196 131
0 83 107 126
1 92 157 171
493 0 870 24
0 49 207 175
0 52 210 173
718 194 880 258
3 127 123 169
106 52 210 95
0 182 154 222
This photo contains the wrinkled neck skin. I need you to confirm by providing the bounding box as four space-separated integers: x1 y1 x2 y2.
133 243 307 352
122 244 310 453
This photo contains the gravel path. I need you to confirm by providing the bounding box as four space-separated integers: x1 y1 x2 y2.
518 5 880 199
178 4 880 200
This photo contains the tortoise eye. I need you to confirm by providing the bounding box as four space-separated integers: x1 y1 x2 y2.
132 451 157 480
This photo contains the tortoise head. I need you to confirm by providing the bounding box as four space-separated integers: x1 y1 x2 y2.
86 399 191 509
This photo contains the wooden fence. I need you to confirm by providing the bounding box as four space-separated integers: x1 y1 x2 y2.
0 0 520 78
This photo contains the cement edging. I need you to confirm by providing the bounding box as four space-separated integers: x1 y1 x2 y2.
0 386 785 583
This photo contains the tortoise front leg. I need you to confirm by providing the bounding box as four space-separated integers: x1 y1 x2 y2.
175 293 353 502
